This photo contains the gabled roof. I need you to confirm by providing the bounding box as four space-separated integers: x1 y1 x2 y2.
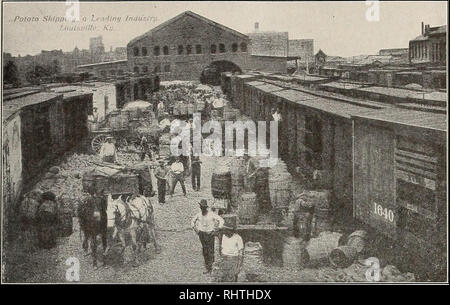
315 49 327 57
128 11 248 46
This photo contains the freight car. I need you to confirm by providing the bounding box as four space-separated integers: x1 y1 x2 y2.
352 107 447 279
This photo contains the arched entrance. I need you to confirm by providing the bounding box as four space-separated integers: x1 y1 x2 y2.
200 60 242 85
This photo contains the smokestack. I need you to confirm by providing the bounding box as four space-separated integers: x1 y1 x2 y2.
255 22 259 32
421 22 424 35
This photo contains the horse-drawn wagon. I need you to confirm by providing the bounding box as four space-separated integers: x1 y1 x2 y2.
88 101 161 154
80 162 160 268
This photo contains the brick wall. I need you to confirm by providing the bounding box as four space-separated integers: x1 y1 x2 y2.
249 56 287 74
248 32 289 57
288 39 314 64
127 13 250 81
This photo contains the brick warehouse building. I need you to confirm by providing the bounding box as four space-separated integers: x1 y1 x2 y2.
127 11 252 81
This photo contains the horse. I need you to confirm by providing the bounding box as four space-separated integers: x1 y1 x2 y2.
105 194 161 266
77 193 108 269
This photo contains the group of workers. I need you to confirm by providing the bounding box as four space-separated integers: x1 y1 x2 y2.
98 133 202 205
191 199 244 281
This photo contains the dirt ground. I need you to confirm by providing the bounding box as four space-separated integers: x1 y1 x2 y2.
3 152 418 283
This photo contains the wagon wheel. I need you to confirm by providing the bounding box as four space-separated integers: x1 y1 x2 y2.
91 134 110 154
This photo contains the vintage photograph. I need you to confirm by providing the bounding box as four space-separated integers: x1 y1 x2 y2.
1 1 448 284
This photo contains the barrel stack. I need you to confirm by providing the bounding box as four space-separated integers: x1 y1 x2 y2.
211 164 231 200
229 158 245 212
268 159 293 224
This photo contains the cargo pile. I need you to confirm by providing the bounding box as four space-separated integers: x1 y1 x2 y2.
33 153 99 215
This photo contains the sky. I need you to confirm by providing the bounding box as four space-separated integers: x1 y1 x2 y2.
2 1 448 57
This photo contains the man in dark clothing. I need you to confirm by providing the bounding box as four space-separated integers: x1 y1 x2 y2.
138 164 155 198
154 160 169 204
170 157 187 197
139 135 153 161
191 155 202 191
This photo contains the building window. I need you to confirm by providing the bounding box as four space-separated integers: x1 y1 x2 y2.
143 66 148 73
240 42 247 52
163 46 169 55
154 64 161 73
210 44 217 54
186 45 192 55
164 64 171 72
219 43 226 53
134 66 139 73
133 47 139 56
196 44 202 54
154 46 160 56
178 45 184 55
232 43 238 52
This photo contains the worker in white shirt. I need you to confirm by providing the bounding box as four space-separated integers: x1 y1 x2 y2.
191 199 224 274
157 100 165 117
169 157 187 197
271 106 284 158
99 137 117 163
219 221 244 282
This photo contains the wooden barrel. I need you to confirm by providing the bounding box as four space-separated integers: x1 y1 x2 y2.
268 171 292 209
254 167 270 212
294 206 314 240
346 230 368 254
306 231 342 267
58 210 73 237
312 207 332 236
329 245 358 268
282 237 310 269
223 108 237 121
211 166 231 199
195 101 205 112
187 104 194 115
243 242 264 275
237 192 258 224
230 159 245 209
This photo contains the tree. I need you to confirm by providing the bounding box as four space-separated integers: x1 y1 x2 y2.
51 59 61 75
3 61 20 87
25 64 50 85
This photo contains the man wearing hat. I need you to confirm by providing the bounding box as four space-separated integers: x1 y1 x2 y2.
219 220 244 282
191 200 224 274
154 159 169 204
99 136 117 163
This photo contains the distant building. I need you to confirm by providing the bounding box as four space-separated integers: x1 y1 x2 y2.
248 24 289 57
90 35 105 54
76 59 129 79
315 49 327 67
379 48 408 56
288 39 314 63
409 22 446 66
127 11 250 80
